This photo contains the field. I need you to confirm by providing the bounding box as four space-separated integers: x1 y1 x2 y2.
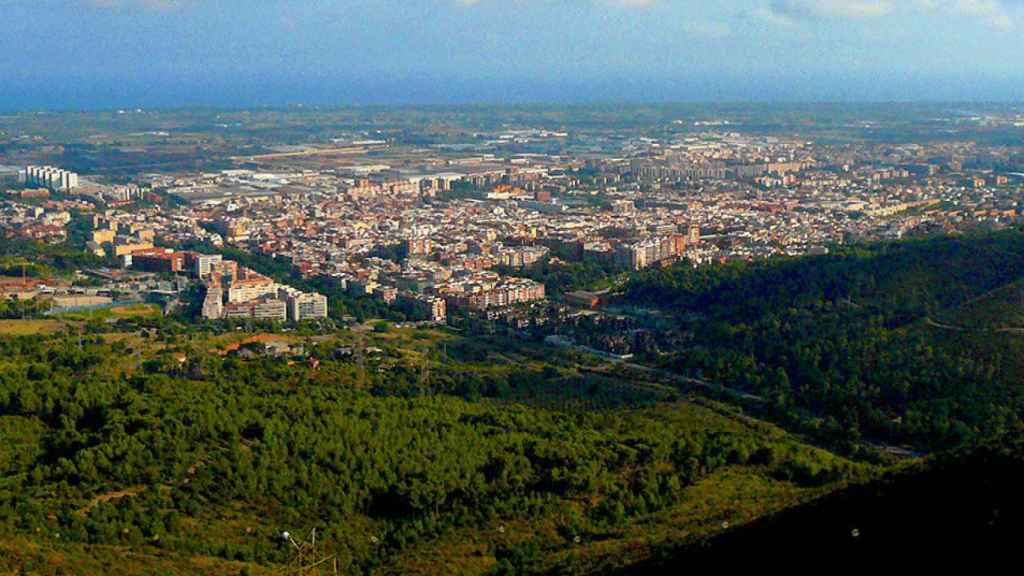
54 303 162 322
0 319 63 336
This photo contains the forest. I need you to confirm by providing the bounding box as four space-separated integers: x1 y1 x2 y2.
624 228 1024 451
0 320 868 574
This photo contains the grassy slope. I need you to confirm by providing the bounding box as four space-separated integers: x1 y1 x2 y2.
0 536 280 576
0 319 64 336
54 303 162 323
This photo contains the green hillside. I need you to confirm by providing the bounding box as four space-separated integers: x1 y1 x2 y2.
624 229 1024 451
0 325 870 575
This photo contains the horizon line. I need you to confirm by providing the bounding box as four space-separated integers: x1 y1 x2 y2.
3 100 1024 114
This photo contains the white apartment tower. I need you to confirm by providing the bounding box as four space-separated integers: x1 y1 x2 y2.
25 165 80 191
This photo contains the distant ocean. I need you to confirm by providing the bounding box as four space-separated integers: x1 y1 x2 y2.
2 75 1022 112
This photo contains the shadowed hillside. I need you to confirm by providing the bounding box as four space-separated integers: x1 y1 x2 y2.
625 429 1024 567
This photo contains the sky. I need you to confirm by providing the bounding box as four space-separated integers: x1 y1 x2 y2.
1 0 1023 109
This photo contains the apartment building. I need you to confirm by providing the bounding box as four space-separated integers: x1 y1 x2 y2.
223 296 287 321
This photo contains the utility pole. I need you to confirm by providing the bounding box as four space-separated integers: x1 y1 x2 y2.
283 528 337 576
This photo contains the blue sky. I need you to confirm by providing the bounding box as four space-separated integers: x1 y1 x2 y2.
2 0 1023 108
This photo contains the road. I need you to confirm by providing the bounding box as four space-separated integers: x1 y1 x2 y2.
619 360 766 402
572 347 764 403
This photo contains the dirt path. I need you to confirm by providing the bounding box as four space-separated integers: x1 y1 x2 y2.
78 486 148 514
925 317 1024 335
924 317 965 331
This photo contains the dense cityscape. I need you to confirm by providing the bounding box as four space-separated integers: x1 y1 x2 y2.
3 108 1023 335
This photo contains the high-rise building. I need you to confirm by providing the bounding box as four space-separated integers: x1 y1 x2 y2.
227 270 278 303
25 166 79 191
286 292 328 321
223 297 287 322
184 253 223 279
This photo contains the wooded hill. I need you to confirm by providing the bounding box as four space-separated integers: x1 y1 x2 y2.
624 229 1024 451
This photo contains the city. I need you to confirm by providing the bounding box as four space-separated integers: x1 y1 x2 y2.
3 112 1023 339
3 0 1024 572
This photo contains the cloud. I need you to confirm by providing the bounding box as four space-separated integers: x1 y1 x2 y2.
767 0 895 21
760 0 1018 29
84 0 195 9
925 0 1015 30
455 0 662 7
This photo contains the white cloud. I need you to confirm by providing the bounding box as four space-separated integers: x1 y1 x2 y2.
768 1 895 20
84 0 195 9
926 0 1014 30
761 0 1018 29
456 0 662 7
